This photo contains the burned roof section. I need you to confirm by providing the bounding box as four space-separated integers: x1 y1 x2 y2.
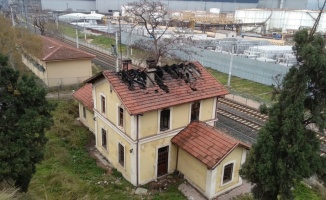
89 61 228 115
118 62 202 92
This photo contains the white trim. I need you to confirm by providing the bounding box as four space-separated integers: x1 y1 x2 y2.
205 167 218 199
199 100 202 120
214 179 243 198
117 142 126 169
241 149 247 165
139 127 184 144
99 92 106 115
157 108 172 133
130 142 137 185
100 126 108 152
92 78 106 110
95 110 135 144
155 145 170 179
212 97 217 119
116 104 125 131
130 115 137 140
220 160 236 187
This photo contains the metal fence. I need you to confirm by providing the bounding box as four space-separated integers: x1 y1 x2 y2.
120 32 291 86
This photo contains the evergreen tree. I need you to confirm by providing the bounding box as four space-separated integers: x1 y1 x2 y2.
0 54 53 192
240 30 326 200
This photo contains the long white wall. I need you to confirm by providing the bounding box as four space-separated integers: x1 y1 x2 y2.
235 9 326 33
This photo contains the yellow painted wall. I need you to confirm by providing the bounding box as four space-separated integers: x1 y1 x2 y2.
200 98 215 121
139 110 158 138
177 148 207 192
94 81 132 138
215 146 244 193
172 103 190 129
96 117 132 182
78 104 95 133
139 137 177 184
46 59 92 86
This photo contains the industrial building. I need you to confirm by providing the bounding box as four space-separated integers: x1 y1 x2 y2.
41 0 325 13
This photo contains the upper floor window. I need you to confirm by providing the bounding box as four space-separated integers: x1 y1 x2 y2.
101 128 107 149
118 107 124 127
118 143 125 167
101 95 106 114
222 162 234 184
82 106 86 119
160 109 170 131
191 101 200 122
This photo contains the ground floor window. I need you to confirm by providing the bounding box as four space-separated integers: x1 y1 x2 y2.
118 143 125 167
101 128 107 149
222 163 234 184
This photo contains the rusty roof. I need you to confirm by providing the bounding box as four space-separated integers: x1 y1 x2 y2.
72 83 93 110
171 121 250 169
41 36 95 61
87 61 228 115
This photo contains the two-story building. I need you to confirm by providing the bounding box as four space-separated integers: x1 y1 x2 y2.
73 61 250 199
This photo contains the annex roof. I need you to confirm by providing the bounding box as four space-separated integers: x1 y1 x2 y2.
41 36 95 62
72 83 93 110
87 61 228 115
171 121 250 169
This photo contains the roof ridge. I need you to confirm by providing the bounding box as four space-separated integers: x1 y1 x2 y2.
42 37 63 60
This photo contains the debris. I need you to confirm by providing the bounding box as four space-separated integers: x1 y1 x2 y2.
135 187 148 195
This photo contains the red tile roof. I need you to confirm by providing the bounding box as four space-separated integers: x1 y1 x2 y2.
171 121 250 169
72 83 93 110
41 36 95 61
90 61 228 115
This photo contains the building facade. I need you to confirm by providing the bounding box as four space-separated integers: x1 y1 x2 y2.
73 61 250 199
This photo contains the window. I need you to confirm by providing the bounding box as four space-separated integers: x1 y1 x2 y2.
82 106 86 119
118 143 125 167
101 95 106 114
191 101 200 122
118 107 124 127
222 163 234 184
101 128 107 149
160 109 170 131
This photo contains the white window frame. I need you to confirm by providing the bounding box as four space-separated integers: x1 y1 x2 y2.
101 127 108 151
221 160 236 186
158 108 171 133
82 106 86 119
118 105 124 129
189 101 201 122
118 142 125 168
100 93 106 115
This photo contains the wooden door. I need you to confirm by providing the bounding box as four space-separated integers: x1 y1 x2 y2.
157 146 169 177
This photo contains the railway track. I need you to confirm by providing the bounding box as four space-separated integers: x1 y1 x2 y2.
217 97 326 156
57 37 326 155
60 37 118 70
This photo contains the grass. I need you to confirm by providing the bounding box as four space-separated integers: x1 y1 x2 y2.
293 183 323 200
21 101 185 200
207 67 275 104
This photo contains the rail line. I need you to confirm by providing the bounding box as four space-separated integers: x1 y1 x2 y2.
58 37 326 156
59 37 118 70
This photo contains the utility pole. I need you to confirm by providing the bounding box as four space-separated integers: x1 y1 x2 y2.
75 25 79 48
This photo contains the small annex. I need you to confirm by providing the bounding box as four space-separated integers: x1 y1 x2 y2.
73 60 250 199
172 121 250 199
22 36 95 87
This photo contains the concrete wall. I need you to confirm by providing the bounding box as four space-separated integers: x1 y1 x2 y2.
22 55 47 81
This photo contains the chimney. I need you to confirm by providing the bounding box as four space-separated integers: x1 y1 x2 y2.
122 59 132 71
146 59 156 87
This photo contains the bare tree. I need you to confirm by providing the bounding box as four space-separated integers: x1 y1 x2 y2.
124 0 195 66
33 14 46 35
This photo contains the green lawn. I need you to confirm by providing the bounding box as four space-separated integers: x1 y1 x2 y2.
22 101 185 200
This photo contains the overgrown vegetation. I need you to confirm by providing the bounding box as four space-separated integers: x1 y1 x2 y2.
19 101 185 199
